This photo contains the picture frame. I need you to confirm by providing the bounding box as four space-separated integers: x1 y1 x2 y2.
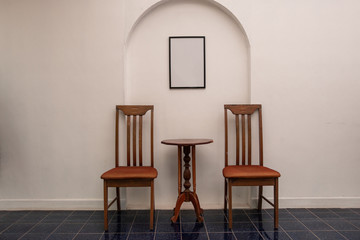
169 36 206 89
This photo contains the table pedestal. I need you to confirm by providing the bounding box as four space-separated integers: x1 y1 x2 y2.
161 139 213 223
171 146 203 223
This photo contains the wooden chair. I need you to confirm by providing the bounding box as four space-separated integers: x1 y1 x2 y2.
223 104 280 229
101 105 157 231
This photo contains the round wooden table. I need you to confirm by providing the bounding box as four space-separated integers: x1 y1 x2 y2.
161 138 213 223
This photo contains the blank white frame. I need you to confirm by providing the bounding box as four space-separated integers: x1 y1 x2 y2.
169 36 206 89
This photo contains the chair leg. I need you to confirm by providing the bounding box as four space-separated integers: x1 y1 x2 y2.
228 180 233 229
258 186 263 211
274 178 279 229
224 179 228 213
150 180 154 230
116 187 121 211
103 181 108 231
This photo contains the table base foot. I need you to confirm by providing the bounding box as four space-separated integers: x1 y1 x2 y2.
171 192 203 223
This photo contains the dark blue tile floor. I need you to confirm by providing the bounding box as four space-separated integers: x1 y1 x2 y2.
0 208 359 239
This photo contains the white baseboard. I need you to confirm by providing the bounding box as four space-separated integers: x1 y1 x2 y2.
0 199 126 211
0 197 359 210
251 197 360 209
126 202 250 210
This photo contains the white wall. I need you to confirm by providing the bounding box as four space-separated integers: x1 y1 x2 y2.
0 0 359 210
0 0 125 209
248 0 360 207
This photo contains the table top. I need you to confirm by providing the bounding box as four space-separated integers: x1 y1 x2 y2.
161 138 213 146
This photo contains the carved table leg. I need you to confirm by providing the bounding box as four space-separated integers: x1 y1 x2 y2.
189 192 204 222
171 145 203 223
171 194 185 223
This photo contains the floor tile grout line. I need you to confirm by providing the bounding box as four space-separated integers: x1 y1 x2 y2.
243 209 266 240
304 208 321 219
4 210 33 235
44 210 76 240
94 210 104 240
153 210 159 240
44 210 73 240
308 208 353 240
71 210 94 240
65 210 76 240
179 210 182 240
227 213 238 240
278 210 295 240
0 211 20 234
346 218 360 230
321 219 351 239
350 208 360 216
125 209 138 240
90 211 103 240
329 207 360 229
263 208 294 240
103 209 123 238
349 220 360 231
222 209 239 240
329 208 360 233
329 208 348 218
15 212 34 240
287 210 321 240
15 211 32 223
201 217 210 240
102 209 112 239
18 210 52 240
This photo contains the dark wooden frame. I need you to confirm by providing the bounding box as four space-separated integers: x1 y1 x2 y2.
102 105 155 230
223 104 280 229
169 36 206 89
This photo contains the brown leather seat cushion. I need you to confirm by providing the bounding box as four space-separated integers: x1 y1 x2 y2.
223 165 280 178
101 166 158 180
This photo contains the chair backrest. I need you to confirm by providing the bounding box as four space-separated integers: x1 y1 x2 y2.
116 105 154 167
224 104 263 167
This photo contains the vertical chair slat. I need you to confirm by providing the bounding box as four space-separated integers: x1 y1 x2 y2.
224 108 228 167
235 114 239 165
133 116 137 166
115 109 119 167
248 114 252 165
259 106 263 166
126 115 131 166
150 109 154 167
241 114 246 165
139 116 143 166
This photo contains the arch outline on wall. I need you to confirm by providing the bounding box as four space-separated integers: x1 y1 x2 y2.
123 0 252 102
125 0 250 49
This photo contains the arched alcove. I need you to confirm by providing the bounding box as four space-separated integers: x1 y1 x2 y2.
124 0 251 209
